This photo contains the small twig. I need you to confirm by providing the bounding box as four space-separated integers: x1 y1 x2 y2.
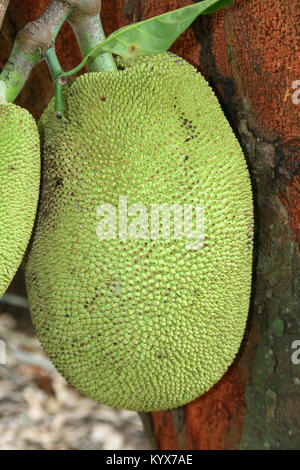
0 0 9 30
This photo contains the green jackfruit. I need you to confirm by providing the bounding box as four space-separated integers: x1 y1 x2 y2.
25 53 253 411
0 103 40 297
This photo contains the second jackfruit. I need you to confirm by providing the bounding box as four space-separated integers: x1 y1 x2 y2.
0 103 40 297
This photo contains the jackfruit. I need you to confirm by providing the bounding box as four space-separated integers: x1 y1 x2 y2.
0 102 40 297
25 52 253 411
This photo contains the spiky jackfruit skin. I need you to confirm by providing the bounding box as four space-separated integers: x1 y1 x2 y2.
25 53 253 411
0 103 40 297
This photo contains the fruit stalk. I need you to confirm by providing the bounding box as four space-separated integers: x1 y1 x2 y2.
68 1 117 72
44 47 68 120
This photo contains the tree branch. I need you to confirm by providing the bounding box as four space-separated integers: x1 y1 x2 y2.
0 0 75 102
68 2 117 72
0 0 117 104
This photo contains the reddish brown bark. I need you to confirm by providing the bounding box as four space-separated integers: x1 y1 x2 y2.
1 0 299 450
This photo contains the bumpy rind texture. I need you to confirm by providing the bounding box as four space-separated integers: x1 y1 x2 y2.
0 103 40 297
25 53 253 411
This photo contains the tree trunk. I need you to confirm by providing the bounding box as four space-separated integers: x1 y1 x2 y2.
1 0 299 450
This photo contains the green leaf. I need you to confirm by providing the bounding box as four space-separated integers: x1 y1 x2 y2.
65 0 234 78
